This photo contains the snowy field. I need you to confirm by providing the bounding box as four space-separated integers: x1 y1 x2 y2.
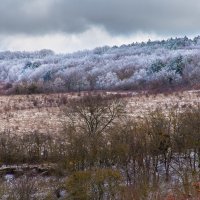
0 90 199 135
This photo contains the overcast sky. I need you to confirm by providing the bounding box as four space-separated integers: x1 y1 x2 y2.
0 0 199 53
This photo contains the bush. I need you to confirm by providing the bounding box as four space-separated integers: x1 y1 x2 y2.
66 169 122 200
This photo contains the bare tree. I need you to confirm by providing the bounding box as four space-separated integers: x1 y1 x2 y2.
65 94 126 136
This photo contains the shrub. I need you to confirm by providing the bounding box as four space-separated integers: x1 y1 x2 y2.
66 169 122 200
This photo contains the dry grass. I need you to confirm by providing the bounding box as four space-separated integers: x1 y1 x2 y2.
127 90 200 117
0 90 200 135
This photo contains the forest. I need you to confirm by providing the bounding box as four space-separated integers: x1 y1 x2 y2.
1 36 200 94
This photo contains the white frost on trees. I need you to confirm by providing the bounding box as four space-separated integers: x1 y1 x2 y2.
0 37 200 91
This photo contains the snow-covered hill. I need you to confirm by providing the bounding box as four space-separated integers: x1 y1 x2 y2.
1 36 200 93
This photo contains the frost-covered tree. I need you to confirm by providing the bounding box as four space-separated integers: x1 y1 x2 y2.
0 36 200 93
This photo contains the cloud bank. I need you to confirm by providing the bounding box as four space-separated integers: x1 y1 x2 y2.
0 0 199 35
0 0 199 52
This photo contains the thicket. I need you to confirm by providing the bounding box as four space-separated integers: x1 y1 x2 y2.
1 95 200 199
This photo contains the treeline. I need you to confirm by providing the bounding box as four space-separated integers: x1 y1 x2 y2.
2 36 200 95
1 95 200 199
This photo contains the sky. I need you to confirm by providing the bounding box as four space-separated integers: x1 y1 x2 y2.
0 0 199 53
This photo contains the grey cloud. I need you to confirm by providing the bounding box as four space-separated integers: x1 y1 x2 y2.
0 0 200 35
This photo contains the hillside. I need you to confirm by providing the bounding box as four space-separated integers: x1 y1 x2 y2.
1 36 200 94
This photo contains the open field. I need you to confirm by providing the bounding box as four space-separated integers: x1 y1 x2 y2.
0 90 200 135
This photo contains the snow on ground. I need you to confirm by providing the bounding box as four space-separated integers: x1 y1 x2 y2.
0 90 198 135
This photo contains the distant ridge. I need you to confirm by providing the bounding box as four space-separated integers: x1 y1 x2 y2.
1 36 200 94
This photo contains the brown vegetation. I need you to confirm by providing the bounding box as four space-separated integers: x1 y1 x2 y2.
0 92 200 198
